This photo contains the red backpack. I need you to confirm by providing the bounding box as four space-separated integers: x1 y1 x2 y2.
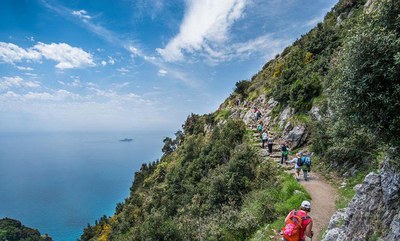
282 210 310 241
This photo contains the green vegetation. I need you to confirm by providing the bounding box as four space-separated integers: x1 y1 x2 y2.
234 80 251 99
310 0 400 171
80 117 309 241
80 0 400 240
0 218 52 241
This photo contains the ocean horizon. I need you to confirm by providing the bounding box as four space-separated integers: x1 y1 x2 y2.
0 130 169 241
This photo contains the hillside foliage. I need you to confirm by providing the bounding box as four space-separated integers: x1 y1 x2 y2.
0 218 52 241
80 0 400 240
80 117 308 240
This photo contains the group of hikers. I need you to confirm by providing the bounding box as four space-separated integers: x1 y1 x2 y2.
254 107 312 182
252 106 315 240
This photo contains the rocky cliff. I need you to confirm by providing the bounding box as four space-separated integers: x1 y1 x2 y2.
323 150 400 241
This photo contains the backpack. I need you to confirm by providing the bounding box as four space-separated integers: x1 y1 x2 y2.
282 210 310 241
282 145 288 156
302 156 311 167
296 158 303 167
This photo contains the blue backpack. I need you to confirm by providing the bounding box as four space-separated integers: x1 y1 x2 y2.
302 156 311 167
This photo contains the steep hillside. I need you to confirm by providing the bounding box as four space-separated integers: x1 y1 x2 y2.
80 118 309 240
80 0 400 240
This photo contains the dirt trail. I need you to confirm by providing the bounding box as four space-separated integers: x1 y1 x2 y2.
259 147 338 240
248 118 337 240
298 171 337 240
274 163 338 240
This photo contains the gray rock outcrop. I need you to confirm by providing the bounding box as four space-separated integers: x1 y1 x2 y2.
286 125 307 148
322 153 400 241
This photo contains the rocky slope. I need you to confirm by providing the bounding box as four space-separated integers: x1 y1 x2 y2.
323 151 400 241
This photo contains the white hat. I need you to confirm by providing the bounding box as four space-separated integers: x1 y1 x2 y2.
301 200 311 209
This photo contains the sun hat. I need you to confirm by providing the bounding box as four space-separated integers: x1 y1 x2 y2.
301 200 311 209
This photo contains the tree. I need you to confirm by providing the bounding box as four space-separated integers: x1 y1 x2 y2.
332 0 400 147
234 80 251 98
162 137 176 155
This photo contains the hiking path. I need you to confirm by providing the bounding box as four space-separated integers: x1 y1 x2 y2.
250 124 337 240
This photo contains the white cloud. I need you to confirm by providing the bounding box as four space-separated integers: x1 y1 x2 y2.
101 60 107 66
70 79 81 87
184 33 290 65
0 76 40 90
2 91 19 99
108 56 116 65
158 69 168 76
228 34 289 61
87 82 98 88
16 66 34 71
33 42 95 69
39 1 200 88
0 85 185 132
0 42 41 64
117 67 129 73
113 82 130 88
304 16 323 27
24 73 38 78
72 10 92 20
156 0 247 62
0 41 95 69
0 89 77 102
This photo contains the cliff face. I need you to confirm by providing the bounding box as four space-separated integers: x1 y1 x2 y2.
224 96 309 149
323 152 400 241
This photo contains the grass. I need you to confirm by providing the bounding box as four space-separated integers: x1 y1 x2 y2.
249 173 311 241
215 109 231 121
287 113 312 126
336 170 370 209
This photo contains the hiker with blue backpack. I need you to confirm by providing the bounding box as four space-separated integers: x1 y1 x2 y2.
286 152 312 181
300 153 312 181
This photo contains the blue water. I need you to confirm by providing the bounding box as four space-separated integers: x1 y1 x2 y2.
0 131 168 241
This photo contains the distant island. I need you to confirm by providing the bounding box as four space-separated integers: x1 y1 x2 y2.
0 217 52 241
119 138 133 142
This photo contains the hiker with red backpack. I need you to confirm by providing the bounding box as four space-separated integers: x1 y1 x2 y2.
282 200 314 241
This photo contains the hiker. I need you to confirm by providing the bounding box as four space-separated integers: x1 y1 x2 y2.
267 132 274 154
256 109 262 121
261 130 268 149
300 153 312 181
282 200 313 241
281 142 289 164
257 123 263 133
286 152 302 181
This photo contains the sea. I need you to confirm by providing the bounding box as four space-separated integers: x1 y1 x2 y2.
0 131 169 241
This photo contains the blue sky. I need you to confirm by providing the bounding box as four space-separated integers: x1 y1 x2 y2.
0 0 337 132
